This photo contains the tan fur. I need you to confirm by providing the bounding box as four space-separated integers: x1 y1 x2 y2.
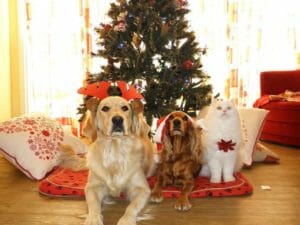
150 111 202 211
83 96 155 225
82 97 100 143
59 144 87 171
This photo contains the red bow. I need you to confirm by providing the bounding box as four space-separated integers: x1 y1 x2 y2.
77 81 143 101
217 139 236 152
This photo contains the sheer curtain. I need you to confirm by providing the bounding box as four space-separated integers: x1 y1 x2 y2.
22 0 300 126
24 0 84 119
22 0 112 118
189 0 300 106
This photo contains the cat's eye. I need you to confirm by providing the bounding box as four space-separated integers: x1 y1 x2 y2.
227 106 231 110
101 106 110 112
217 106 222 110
183 116 188 121
121 106 129 111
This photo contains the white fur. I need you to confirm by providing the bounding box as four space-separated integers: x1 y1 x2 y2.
199 99 243 183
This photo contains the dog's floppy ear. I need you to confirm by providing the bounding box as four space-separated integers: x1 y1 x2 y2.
188 122 202 164
130 99 150 138
162 119 173 161
82 97 100 142
86 97 100 116
131 99 144 115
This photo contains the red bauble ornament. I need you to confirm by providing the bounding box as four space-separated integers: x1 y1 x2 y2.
149 0 156 5
101 23 112 33
114 21 126 32
183 60 193 69
177 0 186 7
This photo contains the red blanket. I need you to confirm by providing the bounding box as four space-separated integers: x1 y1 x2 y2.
254 90 300 108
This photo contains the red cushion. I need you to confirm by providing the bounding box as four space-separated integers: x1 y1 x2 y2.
258 100 300 146
39 167 253 198
262 101 300 124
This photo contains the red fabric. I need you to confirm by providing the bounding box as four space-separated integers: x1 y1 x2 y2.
77 81 143 101
39 167 253 198
260 70 300 96
253 95 272 108
254 70 300 146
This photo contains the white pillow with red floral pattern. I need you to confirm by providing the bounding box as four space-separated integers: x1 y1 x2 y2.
0 114 86 180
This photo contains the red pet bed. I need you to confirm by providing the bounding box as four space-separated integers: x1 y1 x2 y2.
39 167 253 198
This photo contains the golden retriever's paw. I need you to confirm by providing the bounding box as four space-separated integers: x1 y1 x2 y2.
117 215 136 225
84 214 103 225
174 199 192 211
150 190 163 203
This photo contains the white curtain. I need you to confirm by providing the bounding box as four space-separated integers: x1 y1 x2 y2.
188 0 300 106
22 0 300 120
24 0 84 118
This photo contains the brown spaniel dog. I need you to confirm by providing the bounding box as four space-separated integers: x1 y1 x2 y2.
150 111 202 211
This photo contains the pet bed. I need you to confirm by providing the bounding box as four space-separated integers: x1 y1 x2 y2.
39 167 253 198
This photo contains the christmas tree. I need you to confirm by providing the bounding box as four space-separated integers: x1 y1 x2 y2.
79 0 212 124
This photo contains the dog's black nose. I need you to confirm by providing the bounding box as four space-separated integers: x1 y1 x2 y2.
112 116 123 126
173 119 181 128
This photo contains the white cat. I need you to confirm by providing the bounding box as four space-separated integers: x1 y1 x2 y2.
199 98 243 183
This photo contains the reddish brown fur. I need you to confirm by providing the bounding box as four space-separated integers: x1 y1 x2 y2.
150 111 202 211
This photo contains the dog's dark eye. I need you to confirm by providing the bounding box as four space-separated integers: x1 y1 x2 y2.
101 106 110 112
183 116 188 121
169 115 174 120
121 106 129 111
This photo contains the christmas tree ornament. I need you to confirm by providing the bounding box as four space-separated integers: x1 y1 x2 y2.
139 41 146 52
161 22 169 36
117 11 128 21
183 72 191 85
114 21 126 32
117 41 125 49
132 32 142 48
101 23 112 33
118 41 126 49
149 0 156 5
117 0 126 4
176 0 187 8
162 17 168 23
165 62 171 68
183 60 193 69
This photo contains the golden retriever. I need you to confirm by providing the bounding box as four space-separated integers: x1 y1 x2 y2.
79 96 155 225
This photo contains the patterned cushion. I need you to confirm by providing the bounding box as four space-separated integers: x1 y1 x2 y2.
0 114 86 180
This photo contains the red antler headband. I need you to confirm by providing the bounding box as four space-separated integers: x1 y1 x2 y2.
77 81 143 101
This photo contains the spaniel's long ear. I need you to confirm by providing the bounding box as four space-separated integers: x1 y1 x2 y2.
130 99 150 138
162 120 173 161
188 122 203 164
